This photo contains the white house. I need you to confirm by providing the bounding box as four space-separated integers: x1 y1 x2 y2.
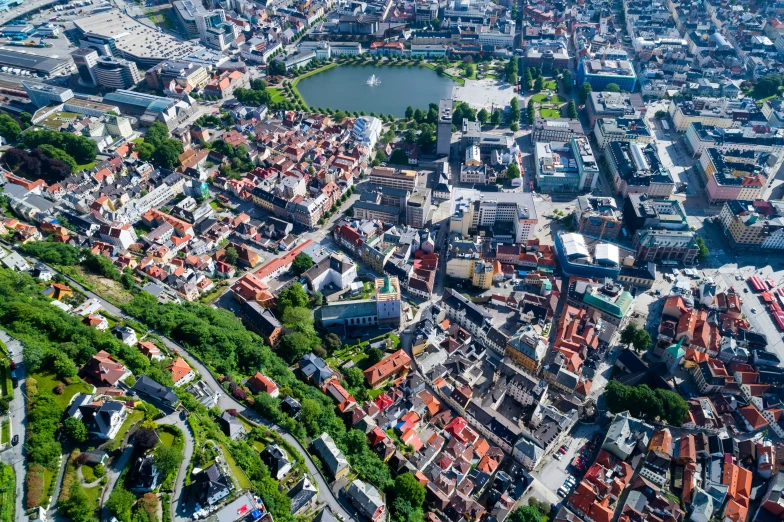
303 253 357 292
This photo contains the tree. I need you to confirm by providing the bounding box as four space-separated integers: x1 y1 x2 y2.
632 329 651 354
134 427 160 450
154 443 183 478
144 121 170 149
695 237 709 260
477 108 489 124
509 97 520 124
413 108 424 123
136 141 155 161
534 76 544 92
107 486 136 522
280 331 314 363
282 306 315 335
604 83 621 93
367 347 384 366
324 333 342 353
62 483 94 522
491 109 502 125
578 82 593 104
389 148 409 165
621 324 638 348
655 110 667 118
224 246 239 266
464 63 476 78
62 417 88 442
38 144 77 172
567 100 578 119
506 163 520 179
561 70 572 89
524 69 533 90
291 253 314 275
152 140 184 169
510 122 519 132
393 473 426 508
605 381 689 425
405 106 414 120
753 74 783 98
404 128 418 144
509 506 544 522
0 114 21 141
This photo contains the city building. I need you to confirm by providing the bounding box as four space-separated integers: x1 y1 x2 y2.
699 148 769 204
0 48 71 76
505 325 548 374
22 80 73 108
622 194 688 233
437 98 453 156
574 196 623 240
172 0 202 38
405 188 431 229
633 229 699 264
461 120 514 153
594 117 653 150
368 166 417 191
71 47 99 85
554 232 633 279
352 116 383 149
566 277 634 327
717 199 784 251
534 136 599 193
203 70 249 99
586 91 645 127
146 60 210 91
449 187 537 243
103 90 194 130
577 58 637 92
532 118 584 143
668 98 745 132
93 56 143 89
605 141 675 197
684 122 784 157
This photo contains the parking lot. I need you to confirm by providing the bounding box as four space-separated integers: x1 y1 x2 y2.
535 423 603 496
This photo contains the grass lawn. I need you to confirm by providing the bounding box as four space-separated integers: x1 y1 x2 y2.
110 409 144 448
220 444 252 489
31 372 93 409
236 416 255 433
267 88 286 103
251 441 266 453
75 161 96 172
56 265 134 305
83 484 103 512
540 108 563 118
531 93 565 103
543 79 557 90
368 388 386 399
41 468 54 506
159 430 175 448
0 463 14 522
0 419 9 445
81 463 97 483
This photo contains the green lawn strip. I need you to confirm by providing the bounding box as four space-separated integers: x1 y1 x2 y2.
82 483 103 512
75 161 96 172
267 88 286 103
159 430 175 448
81 463 97 483
220 443 252 489
0 463 15 522
0 418 9 445
108 409 144 450
41 467 54 506
540 108 562 118
367 388 385 399
30 372 93 410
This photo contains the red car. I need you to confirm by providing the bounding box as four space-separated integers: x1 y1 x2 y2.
559 447 568 454
9 361 16 370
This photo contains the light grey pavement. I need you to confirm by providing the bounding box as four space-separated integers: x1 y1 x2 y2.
157 411 195 522
0 330 26 522
99 446 135 522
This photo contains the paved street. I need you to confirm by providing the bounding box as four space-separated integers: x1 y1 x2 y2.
157 412 195 522
0 330 26 522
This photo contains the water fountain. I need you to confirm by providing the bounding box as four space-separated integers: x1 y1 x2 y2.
366 74 381 86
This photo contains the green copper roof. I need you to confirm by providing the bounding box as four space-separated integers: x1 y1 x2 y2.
382 275 393 294
666 337 686 359
583 290 633 319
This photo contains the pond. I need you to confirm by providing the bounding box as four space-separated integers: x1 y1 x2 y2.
295 64 458 117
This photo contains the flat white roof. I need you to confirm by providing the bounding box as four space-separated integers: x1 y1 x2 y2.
561 233 590 259
594 243 619 265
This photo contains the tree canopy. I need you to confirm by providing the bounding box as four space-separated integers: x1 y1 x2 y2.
22 129 97 164
605 381 689 425
291 253 314 275
604 83 621 93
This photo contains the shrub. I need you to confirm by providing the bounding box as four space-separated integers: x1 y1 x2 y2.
25 465 45 509
54 383 65 394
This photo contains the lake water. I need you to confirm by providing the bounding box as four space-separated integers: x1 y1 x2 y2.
295 64 457 117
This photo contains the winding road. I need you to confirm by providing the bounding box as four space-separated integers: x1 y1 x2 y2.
23 253 358 522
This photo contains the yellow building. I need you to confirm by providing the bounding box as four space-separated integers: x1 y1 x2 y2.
504 325 547 374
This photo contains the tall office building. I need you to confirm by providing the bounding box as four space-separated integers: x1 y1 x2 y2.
93 56 143 90
71 48 99 85
437 98 453 156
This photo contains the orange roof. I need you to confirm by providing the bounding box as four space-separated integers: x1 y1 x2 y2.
168 357 192 384
738 405 768 430
648 428 672 456
253 240 314 281
363 349 411 387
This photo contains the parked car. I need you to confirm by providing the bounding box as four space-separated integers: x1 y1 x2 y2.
12 435 19 445
559 446 568 454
